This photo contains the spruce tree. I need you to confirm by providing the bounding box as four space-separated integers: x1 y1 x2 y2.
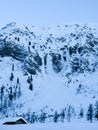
79 107 84 118
27 76 31 83
67 105 71 122
8 87 13 107
12 63 14 71
29 83 33 91
60 109 65 122
53 111 58 123
87 104 93 123
17 77 19 84
95 101 98 120
10 73 14 81
0 86 4 111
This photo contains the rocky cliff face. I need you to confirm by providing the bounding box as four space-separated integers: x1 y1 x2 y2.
0 23 98 76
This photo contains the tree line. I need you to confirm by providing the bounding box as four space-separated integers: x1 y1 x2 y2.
0 78 22 117
22 102 98 124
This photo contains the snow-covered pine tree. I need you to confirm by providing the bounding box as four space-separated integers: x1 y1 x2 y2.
79 107 84 119
53 111 59 123
87 104 93 123
67 105 71 122
60 109 65 122
95 101 98 120
0 86 4 112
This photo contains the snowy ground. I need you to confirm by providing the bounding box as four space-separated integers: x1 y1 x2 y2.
0 122 98 130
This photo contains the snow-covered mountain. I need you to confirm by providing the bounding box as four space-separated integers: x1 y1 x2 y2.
0 23 98 122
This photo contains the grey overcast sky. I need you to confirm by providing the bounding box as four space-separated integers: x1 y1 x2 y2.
0 0 98 27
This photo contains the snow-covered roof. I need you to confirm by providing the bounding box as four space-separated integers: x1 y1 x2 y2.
0 117 28 124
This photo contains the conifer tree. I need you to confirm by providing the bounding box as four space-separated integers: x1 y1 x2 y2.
0 86 4 111
8 87 13 107
27 76 31 83
67 105 71 122
10 73 14 81
60 109 65 122
17 77 19 84
29 83 33 91
87 104 93 123
79 107 84 118
12 63 14 71
53 111 58 123
39 111 46 123
95 101 98 120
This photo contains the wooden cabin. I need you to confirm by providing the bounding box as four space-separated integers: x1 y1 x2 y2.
1 117 27 125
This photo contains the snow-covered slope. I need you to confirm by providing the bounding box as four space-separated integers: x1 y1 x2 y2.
0 23 98 122
0 122 98 130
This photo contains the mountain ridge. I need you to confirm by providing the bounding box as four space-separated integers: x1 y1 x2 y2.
0 23 98 122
